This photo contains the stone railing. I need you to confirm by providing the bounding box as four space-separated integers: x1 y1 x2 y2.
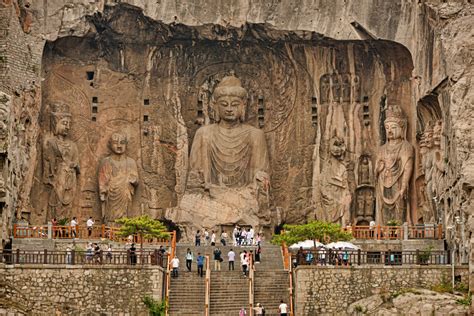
13 224 175 246
346 224 443 240
2 249 168 267
291 249 453 267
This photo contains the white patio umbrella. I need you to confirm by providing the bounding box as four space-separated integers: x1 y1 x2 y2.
325 241 360 250
289 239 325 250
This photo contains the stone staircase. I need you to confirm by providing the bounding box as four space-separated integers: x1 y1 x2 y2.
168 243 290 316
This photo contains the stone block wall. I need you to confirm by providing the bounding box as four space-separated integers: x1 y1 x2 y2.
294 265 469 315
0 264 165 315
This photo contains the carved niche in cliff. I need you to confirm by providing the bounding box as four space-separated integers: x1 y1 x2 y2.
28 5 418 229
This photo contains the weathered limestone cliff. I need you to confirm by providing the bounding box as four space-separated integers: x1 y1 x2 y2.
0 0 472 308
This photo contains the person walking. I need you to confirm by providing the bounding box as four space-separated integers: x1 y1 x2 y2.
70 217 78 238
86 217 94 237
204 229 210 245
185 248 193 272
239 307 247 316
106 245 112 263
228 248 235 270
170 255 180 278
254 303 264 316
278 300 288 316
233 226 238 246
213 247 222 271
195 230 201 246
240 250 248 277
51 218 58 238
255 245 261 263
129 243 137 265
211 231 216 246
196 252 205 277
220 230 228 246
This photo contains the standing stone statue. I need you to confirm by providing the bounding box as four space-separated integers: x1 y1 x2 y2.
375 105 414 224
431 120 445 198
319 136 351 225
98 132 138 223
43 103 80 220
187 74 270 190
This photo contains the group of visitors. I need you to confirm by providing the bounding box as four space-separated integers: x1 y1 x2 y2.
238 300 288 316
294 246 351 266
194 226 263 247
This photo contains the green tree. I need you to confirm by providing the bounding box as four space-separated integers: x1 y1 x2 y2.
115 215 170 250
271 220 352 247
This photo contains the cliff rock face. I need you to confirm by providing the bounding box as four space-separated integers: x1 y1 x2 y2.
0 0 472 283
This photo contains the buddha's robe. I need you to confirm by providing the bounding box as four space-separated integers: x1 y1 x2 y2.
189 124 269 188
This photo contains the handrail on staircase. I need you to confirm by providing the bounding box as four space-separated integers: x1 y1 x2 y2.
248 254 254 316
170 230 177 259
205 255 211 316
164 253 172 316
282 242 294 316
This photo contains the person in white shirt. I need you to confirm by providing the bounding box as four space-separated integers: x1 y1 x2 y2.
70 217 78 238
248 228 255 245
233 227 239 246
228 248 236 270
240 250 248 276
170 256 180 278
211 231 216 246
204 229 209 245
278 300 288 316
241 229 247 246
86 217 94 237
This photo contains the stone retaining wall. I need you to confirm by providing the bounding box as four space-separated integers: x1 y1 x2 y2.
0 264 165 315
294 265 469 315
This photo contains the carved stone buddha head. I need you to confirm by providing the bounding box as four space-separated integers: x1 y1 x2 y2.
384 104 406 141
108 132 128 155
212 74 248 123
50 103 72 137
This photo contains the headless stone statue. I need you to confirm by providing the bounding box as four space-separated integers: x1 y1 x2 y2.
375 105 414 224
43 103 80 220
98 132 138 223
188 74 270 190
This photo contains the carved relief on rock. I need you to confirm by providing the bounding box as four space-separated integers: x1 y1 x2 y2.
98 132 138 224
431 120 446 198
375 105 414 224
354 154 375 224
42 104 80 220
417 124 436 223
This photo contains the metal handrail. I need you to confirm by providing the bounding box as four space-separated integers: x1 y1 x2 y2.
165 254 172 316
205 255 210 316
346 224 443 240
282 243 294 316
248 254 254 316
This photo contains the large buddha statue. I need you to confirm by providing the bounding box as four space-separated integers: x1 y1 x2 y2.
98 132 138 223
170 74 271 240
187 74 270 190
375 104 414 224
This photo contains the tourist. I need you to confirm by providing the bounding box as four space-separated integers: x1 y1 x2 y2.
129 243 137 265
65 246 72 264
241 229 247 246
220 230 228 246
233 226 239 246
369 220 376 238
256 233 262 246
86 217 94 237
185 248 193 272
86 243 93 263
249 227 254 245
239 307 247 316
343 249 349 266
278 300 288 316
254 303 264 315
255 245 261 264
318 247 326 265
170 255 180 277
297 246 305 266
70 217 78 238
204 229 209 245
213 247 222 271
228 248 235 270
51 218 58 238
2 238 12 264
195 230 201 246
240 250 248 276
305 250 314 265
93 243 101 264
106 245 112 263
196 252 205 277
211 230 216 246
